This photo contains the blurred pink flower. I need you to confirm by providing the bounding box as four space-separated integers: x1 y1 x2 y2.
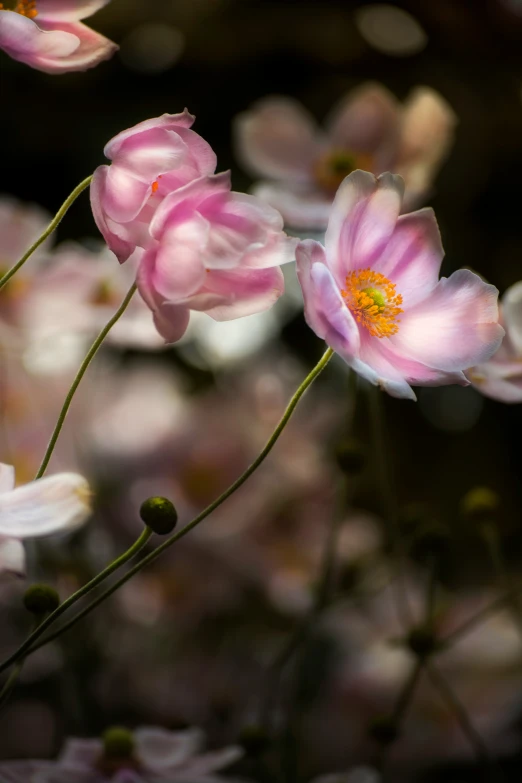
137 173 297 343
234 84 456 230
0 462 91 580
0 0 117 74
0 726 243 782
295 170 503 400
91 110 217 263
18 242 164 354
467 281 522 402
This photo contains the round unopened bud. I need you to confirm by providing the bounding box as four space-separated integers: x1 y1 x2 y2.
335 438 366 474
102 727 135 760
139 496 178 535
239 724 270 756
368 715 399 745
23 584 60 615
406 626 437 659
461 487 500 522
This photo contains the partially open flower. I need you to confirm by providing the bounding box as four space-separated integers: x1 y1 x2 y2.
0 462 91 580
137 172 297 343
234 84 456 230
296 170 503 400
91 110 217 263
466 281 522 402
0 0 117 74
0 726 243 782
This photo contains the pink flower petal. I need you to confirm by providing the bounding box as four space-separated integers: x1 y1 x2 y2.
296 240 361 358
151 220 207 300
253 182 333 231
325 170 404 284
149 173 230 239
0 473 91 538
468 360 522 403
374 207 444 307
104 110 196 159
0 463 16 494
153 302 191 343
103 164 151 224
500 281 522 355
136 727 203 771
198 265 285 321
234 96 321 183
35 0 111 21
0 537 25 580
397 87 457 209
0 11 78 60
391 269 504 372
326 82 401 171
90 167 137 263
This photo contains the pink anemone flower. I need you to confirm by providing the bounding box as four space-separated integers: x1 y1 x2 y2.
91 110 217 263
467 281 522 402
0 0 117 74
137 172 297 343
234 83 456 231
296 170 503 400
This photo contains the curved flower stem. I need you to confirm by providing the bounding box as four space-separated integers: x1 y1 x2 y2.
7 348 335 665
35 282 137 479
0 661 24 710
0 527 152 676
0 176 93 292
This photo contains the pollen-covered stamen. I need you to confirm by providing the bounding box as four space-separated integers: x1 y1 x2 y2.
0 1 38 18
342 268 403 338
313 149 374 193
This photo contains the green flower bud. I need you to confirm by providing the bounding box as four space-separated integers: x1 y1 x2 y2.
139 496 178 535
460 487 500 522
23 584 60 615
102 727 135 760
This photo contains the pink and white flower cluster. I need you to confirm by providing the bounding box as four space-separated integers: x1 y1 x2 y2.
0 0 117 74
234 83 456 231
91 110 298 343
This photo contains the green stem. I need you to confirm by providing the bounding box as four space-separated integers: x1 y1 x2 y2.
0 660 24 710
425 660 496 779
0 528 152 676
7 347 334 665
0 176 93 292
35 282 137 479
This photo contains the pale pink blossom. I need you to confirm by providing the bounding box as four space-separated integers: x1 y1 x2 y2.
234 84 456 230
137 172 297 343
467 281 522 402
295 170 503 400
0 462 91 580
91 110 217 263
0 0 117 74
0 726 243 782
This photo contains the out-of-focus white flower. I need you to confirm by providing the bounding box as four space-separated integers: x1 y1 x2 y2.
0 462 91 580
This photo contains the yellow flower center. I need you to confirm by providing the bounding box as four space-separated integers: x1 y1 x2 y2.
342 268 403 338
314 149 374 193
0 0 38 17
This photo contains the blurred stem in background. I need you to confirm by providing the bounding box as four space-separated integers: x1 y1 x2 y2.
0 175 93 292
0 348 334 678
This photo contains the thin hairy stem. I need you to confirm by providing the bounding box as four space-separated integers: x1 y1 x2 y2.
2 348 334 669
0 176 92 292
0 528 152 675
35 282 137 479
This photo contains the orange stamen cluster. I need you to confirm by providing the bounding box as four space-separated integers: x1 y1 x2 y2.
151 174 164 195
0 1 38 17
342 268 403 338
